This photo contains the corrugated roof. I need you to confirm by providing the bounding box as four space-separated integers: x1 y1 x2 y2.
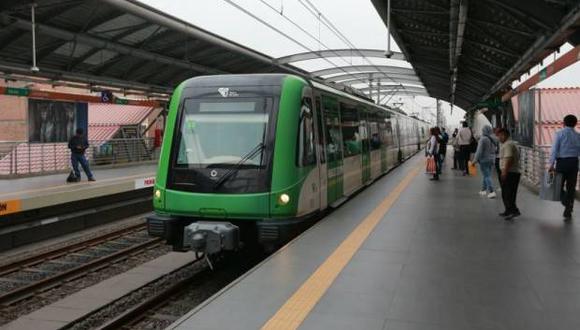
537 88 580 124
536 123 580 147
88 125 120 141
89 104 154 126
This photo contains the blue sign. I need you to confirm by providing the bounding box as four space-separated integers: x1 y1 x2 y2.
101 90 113 103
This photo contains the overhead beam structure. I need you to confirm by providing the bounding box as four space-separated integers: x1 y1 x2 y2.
0 0 307 96
358 85 428 95
275 49 405 64
312 65 416 78
325 72 421 85
371 0 580 109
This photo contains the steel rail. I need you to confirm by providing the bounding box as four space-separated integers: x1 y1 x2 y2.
0 230 161 305
0 223 147 276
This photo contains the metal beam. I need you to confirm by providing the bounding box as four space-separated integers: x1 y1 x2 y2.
312 65 416 77
100 0 305 77
326 72 420 84
0 13 225 74
0 59 172 94
485 1 580 100
359 85 428 95
366 90 428 98
275 49 405 64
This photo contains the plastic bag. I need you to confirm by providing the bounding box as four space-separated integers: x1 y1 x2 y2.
426 156 436 174
468 161 477 176
539 171 562 202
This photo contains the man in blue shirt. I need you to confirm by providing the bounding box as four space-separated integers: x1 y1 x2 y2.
549 114 580 220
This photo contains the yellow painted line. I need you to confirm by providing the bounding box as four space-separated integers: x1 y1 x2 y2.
0 172 156 199
0 199 22 216
262 165 421 330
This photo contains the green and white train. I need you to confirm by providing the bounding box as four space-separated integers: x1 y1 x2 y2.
147 74 428 254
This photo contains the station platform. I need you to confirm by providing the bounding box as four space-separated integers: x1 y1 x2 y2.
169 154 579 330
0 164 157 217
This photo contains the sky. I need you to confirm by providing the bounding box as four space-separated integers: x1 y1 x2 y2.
140 0 578 127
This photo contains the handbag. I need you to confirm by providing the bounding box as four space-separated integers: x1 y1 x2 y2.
468 161 477 176
425 156 436 174
539 171 562 202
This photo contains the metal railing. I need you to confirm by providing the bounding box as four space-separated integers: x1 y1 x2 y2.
0 138 158 177
519 145 579 192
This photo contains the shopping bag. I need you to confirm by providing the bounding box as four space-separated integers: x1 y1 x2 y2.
539 171 562 201
468 161 477 176
425 156 436 174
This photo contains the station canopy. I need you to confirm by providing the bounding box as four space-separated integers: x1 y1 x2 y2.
276 49 429 100
0 0 307 96
0 0 428 102
372 0 580 109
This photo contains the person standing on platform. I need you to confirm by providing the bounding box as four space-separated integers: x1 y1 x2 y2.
493 128 502 189
472 125 497 199
68 128 95 182
451 128 460 170
457 121 473 176
548 114 580 220
498 128 520 220
439 127 449 165
427 127 440 181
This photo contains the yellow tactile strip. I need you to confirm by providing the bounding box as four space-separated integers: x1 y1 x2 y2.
262 165 421 330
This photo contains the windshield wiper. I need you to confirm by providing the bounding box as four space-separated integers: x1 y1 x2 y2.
213 142 265 190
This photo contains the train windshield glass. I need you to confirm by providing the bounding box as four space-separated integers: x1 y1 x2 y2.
176 98 270 167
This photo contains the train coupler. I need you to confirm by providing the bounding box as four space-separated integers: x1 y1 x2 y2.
183 222 240 258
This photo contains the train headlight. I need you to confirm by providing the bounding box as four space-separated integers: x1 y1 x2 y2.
278 193 290 205
154 189 161 199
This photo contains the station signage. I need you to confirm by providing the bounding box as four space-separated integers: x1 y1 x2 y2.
135 177 155 189
100 90 114 103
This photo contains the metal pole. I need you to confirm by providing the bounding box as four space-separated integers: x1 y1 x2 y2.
386 0 392 57
537 89 542 146
376 79 381 105
30 3 39 72
28 143 31 174
436 99 441 127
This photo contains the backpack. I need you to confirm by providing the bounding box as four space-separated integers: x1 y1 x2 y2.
66 169 79 183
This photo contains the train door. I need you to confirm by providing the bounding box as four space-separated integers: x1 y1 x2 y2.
359 107 371 184
296 87 320 216
377 111 388 173
322 95 343 206
395 115 403 162
314 95 327 210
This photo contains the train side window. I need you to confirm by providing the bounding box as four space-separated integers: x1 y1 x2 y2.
369 113 381 150
315 97 326 164
297 97 316 167
340 102 360 157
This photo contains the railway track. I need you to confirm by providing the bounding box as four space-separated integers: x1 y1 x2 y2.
63 248 268 330
0 223 162 306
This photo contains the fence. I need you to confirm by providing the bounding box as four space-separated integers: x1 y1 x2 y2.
519 145 579 193
0 138 157 177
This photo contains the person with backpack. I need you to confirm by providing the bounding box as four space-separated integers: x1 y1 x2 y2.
68 128 95 182
472 125 497 199
548 114 580 220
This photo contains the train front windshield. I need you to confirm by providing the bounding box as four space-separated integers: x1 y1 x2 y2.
170 97 276 193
